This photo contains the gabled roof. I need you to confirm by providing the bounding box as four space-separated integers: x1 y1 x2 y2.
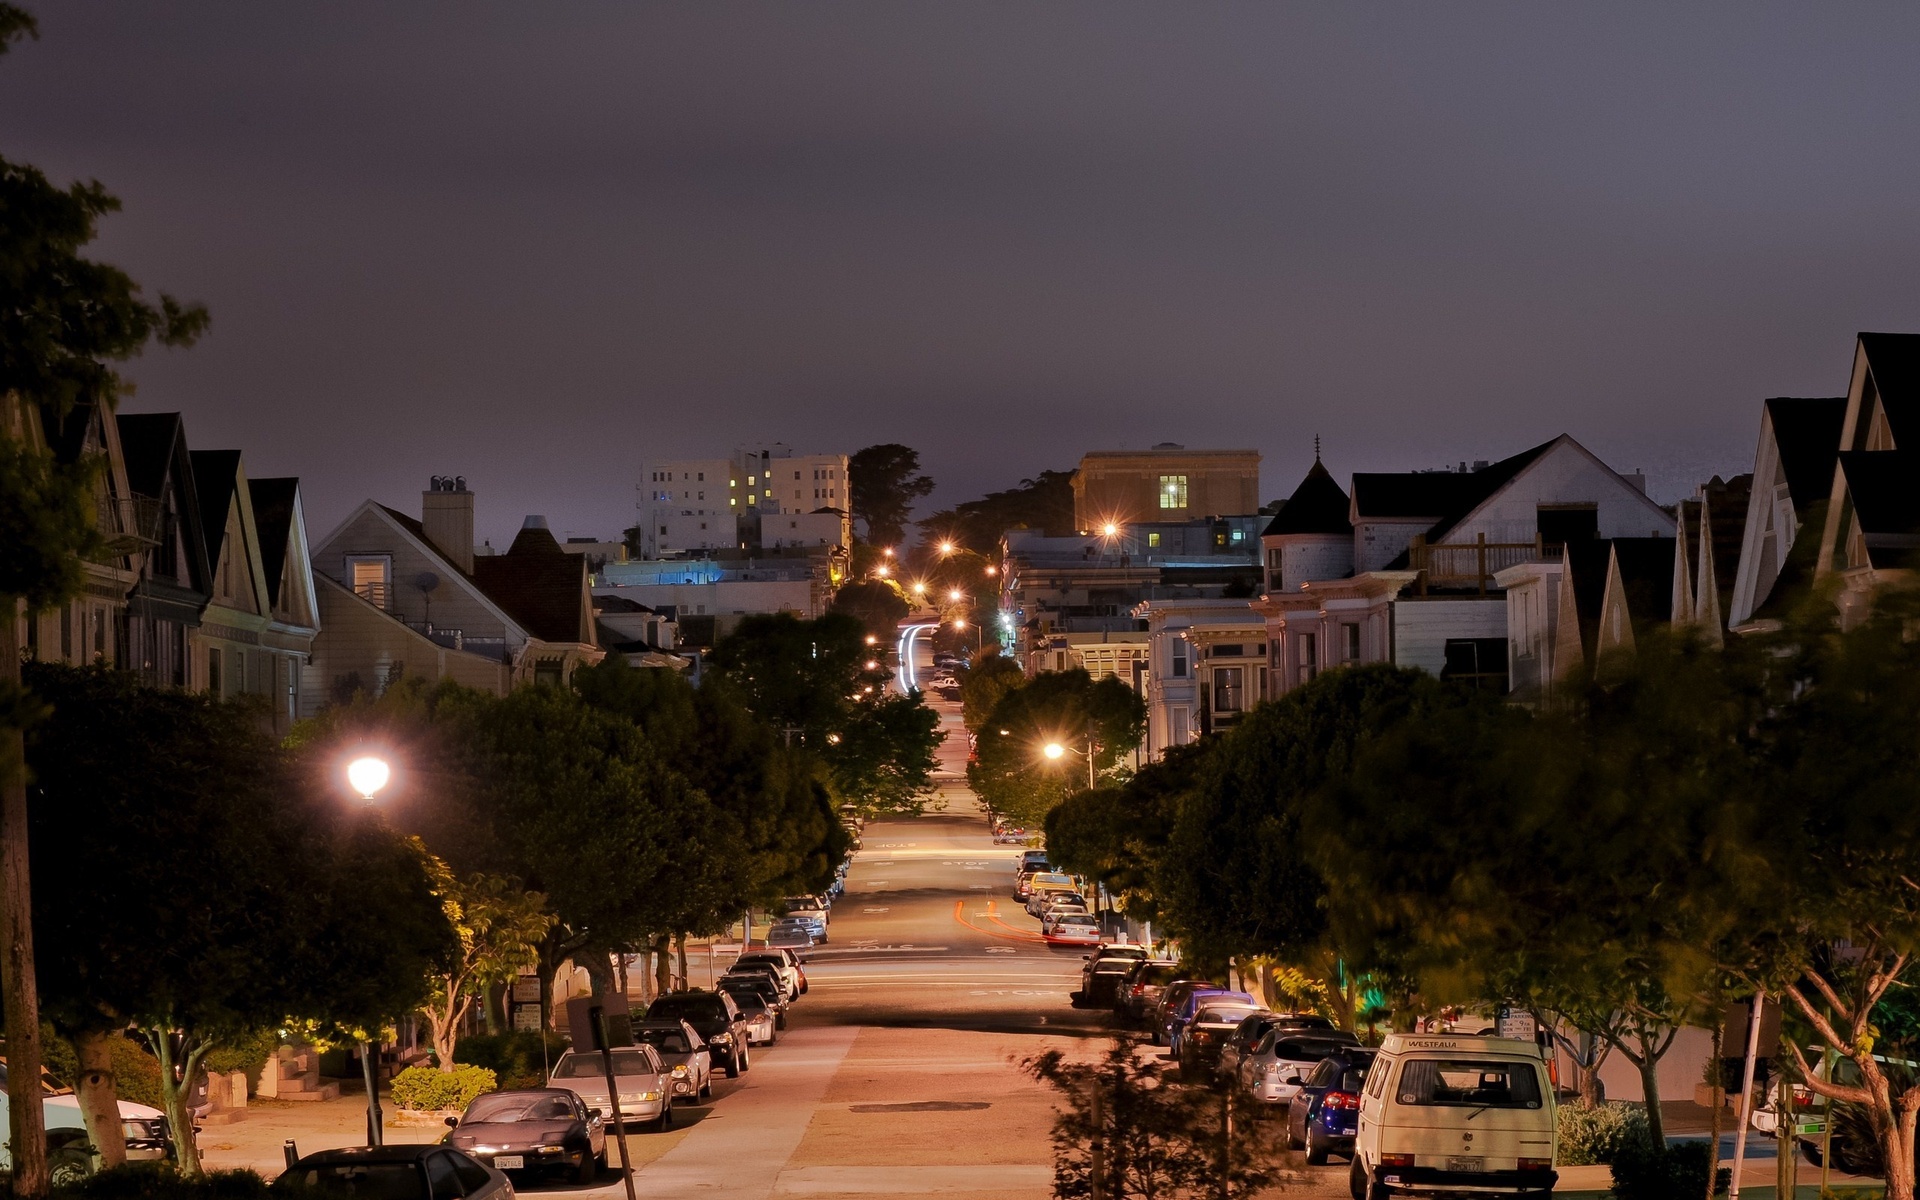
1859 332 1920 449
1562 536 1614 661
1610 536 1677 626
372 504 590 644
1262 459 1351 537
1837 449 1920 569
117 412 190 498
1764 398 1846 511
191 449 244 567
248 478 301 608
1351 437 1559 527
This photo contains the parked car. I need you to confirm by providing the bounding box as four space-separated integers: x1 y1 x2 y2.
1217 1012 1283 1082
445 1087 608 1180
0 1064 175 1180
767 920 817 953
1180 1001 1269 1078
644 989 752 1077
1352 1034 1556 1200
1028 890 1086 918
1286 1047 1376 1164
719 971 790 1028
1167 988 1256 1057
275 1145 509 1200
782 896 831 925
722 987 781 1046
1238 1031 1362 1108
548 1045 675 1132
1014 871 1039 899
1151 980 1226 1046
722 959 793 1001
1117 961 1184 1023
737 949 807 998
634 1019 713 1102
1080 947 1150 1006
1019 849 1051 873
1045 913 1104 945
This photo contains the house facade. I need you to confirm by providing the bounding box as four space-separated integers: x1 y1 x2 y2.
1813 333 1920 627
1132 598 1269 760
1071 445 1261 531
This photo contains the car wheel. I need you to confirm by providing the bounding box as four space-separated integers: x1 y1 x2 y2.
595 1149 608 1172
1151 1025 1164 1046
776 1011 789 1030
1305 1131 1330 1166
700 1073 713 1100
656 1100 674 1132
724 1048 742 1078
741 1046 752 1071
1288 1123 1305 1151
48 1147 92 1187
574 1149 597 1183
1349 1157 1367 1200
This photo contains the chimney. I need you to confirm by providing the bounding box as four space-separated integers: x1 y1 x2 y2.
422 475 475 573
1622 469 1648 495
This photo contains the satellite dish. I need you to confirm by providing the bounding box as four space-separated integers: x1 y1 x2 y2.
415 571 441 594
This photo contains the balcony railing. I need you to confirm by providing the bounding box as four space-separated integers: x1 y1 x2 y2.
1408 533 1554 595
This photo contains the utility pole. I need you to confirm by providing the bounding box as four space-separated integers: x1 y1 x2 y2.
1727 996 1766 1200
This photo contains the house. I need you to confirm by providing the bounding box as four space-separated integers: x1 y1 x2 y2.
1071 445 1261 531
1023 630 1151 689
1814 333 1920 627
188 450 320 728
1726 398 1845 631
117 412 212 689
308 477 601 705
1263 436 1673 699
7 395 145 671
1131 598 1269 759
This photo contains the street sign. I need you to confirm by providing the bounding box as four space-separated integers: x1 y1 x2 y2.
1497 1007 1537 1040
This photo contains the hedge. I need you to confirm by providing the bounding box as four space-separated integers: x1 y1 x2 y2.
454 1032 570 1090
51 1165 269 1200
1555 1101 1650 1165
389 1064 497 1112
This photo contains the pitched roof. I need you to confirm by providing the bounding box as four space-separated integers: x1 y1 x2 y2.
117 412 188 498
371 503 591 643
1562 536 1614 662
248 478 300 608
1262 459 1351 537
1837 449 1920 569
1763 397 1846 510
1351 437 1560 529
1859 332 1920 449
190 449 243 566
1611 536 1677 626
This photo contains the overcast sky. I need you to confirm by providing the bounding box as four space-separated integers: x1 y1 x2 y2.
7 3 1920 546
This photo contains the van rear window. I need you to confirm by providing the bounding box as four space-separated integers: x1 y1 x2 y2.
1395 1059 1543 1109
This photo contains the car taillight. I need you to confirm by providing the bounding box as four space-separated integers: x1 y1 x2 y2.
1518 1158 1552 1172
1380 1154 1415 1168
1130 984 1146 995
1322 1091 1359 1110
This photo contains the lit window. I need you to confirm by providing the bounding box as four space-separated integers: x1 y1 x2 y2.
1159 475 1188 509
1148 532 1161 547
1231 529 1245 542
749 475 757 485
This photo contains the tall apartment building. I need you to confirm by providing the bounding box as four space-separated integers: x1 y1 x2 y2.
638 444 851 556
1072 445 1261 531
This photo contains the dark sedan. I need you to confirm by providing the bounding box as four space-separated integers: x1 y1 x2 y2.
1179 1002 1268 1079
645 989 751 1076
442 1088 606 1184
273 1144 509 1200
1286 1047 1376 1164
636 1018 713 1102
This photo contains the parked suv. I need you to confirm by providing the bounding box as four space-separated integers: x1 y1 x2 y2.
1352 1034 1556 1200
1286 1046 1376 1164
643 990 752 1077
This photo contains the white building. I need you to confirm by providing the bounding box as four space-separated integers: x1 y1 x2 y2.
638 445 851 557
1132 598 1268 760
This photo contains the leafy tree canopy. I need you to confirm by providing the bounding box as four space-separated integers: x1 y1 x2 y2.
968 668 1144 829
847 443 934 549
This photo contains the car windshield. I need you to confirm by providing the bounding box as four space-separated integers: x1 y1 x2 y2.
1138 965 1183 985
552 1051 652 1079
1188 991 1254 1011
1056 915 1098 927
1273 1038 1356 1063
1395 1059 1543 1109
724 991 769 1012
1092 960 1136 974
465 1093 576 1122
637 1030 692 1054
272 1162 423 1200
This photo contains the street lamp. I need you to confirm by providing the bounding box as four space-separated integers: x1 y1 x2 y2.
1042 742 1065 760
1039 732 1098 790
948 588 963 602
1102 522 1119 538
911 581 928 597
939 540 956 556
346 756 390 804
952 619 982 654
875 564 891 578
342 753 392 1146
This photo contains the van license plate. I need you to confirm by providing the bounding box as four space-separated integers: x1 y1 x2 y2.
1446 1156 1484 1172
493 1156 524 1170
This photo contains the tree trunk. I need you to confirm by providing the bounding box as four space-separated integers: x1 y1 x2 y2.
1704 1022 1724 1200
580 950 616 998
71 1028 124 1171
1886 1096 1919 1200
429 990 464 1072
653 935 672 995
0 604 48 1199
148 1032 207 1177
535 957 557 1033
1636 1049 1665 1149
482 982 503 1035
675 933 689 990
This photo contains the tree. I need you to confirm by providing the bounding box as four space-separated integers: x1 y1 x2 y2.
848 444 934 549
967 669 1144 830
1044 742 1207 925
830 577 909 643
920 467 1077 548
959 651 1025 735
421 863 552 1071
0 10 208 1189
24 665 453 1173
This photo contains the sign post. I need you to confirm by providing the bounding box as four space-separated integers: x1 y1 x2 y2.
566 995 638 1200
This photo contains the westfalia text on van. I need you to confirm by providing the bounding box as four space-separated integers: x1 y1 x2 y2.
1352 1034 1556 1199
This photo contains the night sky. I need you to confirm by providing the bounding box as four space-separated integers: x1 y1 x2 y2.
8 3 1920 547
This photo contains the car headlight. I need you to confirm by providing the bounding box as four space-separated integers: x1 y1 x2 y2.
671 1065 689 1076
541 1131 569 1145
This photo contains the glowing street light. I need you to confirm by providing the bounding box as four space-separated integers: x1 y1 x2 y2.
882 547 895 558
911 581 928 596
1102 522 1119 537
346 756 391 803
1042 742 1066 760
865 659 880 670
875 564 891 577
985 565 998 576
938 540 956 556
865 634 878 645
948 588 963 602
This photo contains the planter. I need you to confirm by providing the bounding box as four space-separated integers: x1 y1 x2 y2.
392 1108 464 1128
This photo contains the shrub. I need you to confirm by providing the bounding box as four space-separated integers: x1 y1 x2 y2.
389 1064 497 1112
52 1164 269 1200
1610 1138 1728 1200
204 1030 280 1095
455 1032 569 1090
1555 1101 1650 1166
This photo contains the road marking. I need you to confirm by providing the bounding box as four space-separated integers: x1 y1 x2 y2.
984 947 1017 955
861 907 889 913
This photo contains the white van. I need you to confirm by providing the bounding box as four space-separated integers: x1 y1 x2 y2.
1351 1034 1556 1199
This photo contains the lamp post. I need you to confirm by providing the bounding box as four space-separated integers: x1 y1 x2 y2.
344 755 391 1146
1042 731 1098 791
